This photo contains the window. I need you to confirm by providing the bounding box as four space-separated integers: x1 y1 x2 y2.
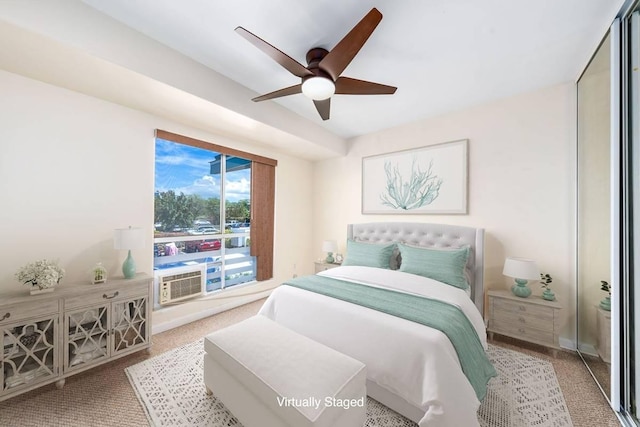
153 130 276 304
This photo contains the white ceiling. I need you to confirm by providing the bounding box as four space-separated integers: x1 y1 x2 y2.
80 0 623 139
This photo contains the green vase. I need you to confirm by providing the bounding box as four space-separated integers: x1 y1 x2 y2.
599 296 611 311
542 288 556 301
122 250 137 279
511 279 531 298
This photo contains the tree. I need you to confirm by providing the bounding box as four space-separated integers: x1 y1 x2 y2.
204 197 221 227
226 199 250 222
154 190 199 231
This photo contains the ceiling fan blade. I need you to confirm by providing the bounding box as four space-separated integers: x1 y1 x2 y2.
319 8 383 81
235 27 313 78
252 84 302 102
313 99 330 121
335 77 397 95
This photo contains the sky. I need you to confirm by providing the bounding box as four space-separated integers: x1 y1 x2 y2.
154 138 250 202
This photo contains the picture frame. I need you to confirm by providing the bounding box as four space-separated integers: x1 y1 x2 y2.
362 139 468 214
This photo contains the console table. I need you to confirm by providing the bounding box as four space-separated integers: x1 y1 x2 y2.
0 274 151 401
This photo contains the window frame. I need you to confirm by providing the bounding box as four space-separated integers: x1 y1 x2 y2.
154 129 277 294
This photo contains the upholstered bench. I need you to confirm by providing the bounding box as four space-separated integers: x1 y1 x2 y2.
203 315 367 427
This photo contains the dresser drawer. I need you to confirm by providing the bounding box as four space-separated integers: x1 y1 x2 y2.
492 297 554 321
64 283 148 310
489 321 555 346
492 311 554 334
0 299 59 325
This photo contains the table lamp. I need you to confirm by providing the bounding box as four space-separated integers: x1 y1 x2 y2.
322 240 338 264
503 257 540 298
114 226 145 279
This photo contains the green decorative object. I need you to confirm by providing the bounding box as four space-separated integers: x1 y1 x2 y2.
122 250 136 279
540 273 555 301
325 252 335 264
542 288 556 301
511 279 532 298
114 226 144 279
92 262 108 284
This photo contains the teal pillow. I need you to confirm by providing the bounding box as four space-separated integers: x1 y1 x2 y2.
342 240 397 269
398 243 470 289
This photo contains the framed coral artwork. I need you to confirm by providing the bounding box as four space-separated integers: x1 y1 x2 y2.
361 139 468 214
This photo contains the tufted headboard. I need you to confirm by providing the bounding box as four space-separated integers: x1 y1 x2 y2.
347 222 485 314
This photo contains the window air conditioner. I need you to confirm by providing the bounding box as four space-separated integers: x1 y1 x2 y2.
155 264 206 305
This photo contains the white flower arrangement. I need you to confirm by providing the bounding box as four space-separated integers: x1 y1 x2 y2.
15 259 65 290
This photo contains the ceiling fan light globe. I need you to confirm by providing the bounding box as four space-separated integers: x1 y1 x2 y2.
302 77 335 100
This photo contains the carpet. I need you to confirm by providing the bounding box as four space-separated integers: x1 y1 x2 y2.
126 340 573 427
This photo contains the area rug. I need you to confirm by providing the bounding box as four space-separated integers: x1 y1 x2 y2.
126 340 573 427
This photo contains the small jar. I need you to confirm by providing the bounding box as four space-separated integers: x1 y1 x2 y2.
92 263 108 285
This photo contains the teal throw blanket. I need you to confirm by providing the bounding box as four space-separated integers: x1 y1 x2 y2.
283 275 497 400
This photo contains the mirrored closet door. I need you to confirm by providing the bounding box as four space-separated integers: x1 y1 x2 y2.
576 32 612 400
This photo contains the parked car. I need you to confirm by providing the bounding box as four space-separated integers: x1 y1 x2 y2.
199 227 218 234
229 222 250 229
185 239 221 253
188 227 219 235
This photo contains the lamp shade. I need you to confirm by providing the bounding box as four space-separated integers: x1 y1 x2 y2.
113 226 145 250
322 240 338 253
503 257 540 280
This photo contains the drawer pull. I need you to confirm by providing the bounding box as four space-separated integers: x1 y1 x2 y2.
518 306 526 312
518 317 526 323
0 312 10 321
103 291 120 300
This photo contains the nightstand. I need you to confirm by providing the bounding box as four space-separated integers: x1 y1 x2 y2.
596 307 611 364
487 289 563 357
314 261 342 273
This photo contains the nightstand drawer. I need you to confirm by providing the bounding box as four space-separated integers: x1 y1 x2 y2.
492 311 554 333
314 262 341 274
493 298 554 321
491 322 554 345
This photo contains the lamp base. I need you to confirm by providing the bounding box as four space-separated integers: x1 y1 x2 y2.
122 250 136 279
325 252 335 264
511 278 531 298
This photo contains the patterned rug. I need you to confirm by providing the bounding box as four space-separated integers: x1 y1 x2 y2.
125 341 573 427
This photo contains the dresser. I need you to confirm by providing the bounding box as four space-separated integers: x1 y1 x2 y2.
0 274 151 401
487 289 563 356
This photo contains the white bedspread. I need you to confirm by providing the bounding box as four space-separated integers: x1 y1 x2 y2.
258 266 487 427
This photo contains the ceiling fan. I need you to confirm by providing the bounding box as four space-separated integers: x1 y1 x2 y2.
235 8 397 121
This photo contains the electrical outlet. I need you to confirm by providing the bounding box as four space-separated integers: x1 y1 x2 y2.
293 263 297 278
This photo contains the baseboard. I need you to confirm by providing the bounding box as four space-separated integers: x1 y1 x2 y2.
577 343 599 357
559 337 577 351
151 289 272 334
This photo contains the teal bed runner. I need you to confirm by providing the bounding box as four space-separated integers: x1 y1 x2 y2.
283 275 497 400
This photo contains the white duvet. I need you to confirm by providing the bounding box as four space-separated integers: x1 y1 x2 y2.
257 266 488 427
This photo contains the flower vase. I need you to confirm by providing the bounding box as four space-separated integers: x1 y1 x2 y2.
599 296 611 311
542 288 556 301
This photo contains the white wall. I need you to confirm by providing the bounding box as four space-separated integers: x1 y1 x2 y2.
313 83 577 342
0 70 313 329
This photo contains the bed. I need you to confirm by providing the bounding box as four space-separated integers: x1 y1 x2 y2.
258 222 491 427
